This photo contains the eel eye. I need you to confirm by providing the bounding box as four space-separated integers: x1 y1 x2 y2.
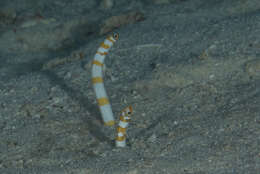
113 32 119 40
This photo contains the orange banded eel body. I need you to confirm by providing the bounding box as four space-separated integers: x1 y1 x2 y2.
91 33 119 126
115 106 133 147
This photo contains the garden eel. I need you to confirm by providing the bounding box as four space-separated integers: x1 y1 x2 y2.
115 106 133 147
91 32 119 126
91 33 133 147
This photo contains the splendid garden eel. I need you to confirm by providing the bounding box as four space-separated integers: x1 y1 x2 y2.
91 32 119 126
91 32 133 147
115 106 133 147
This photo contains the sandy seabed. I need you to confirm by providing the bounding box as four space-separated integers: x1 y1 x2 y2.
0 0 260 173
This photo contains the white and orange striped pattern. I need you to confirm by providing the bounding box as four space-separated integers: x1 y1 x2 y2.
91 32 119 126
115 106 133 147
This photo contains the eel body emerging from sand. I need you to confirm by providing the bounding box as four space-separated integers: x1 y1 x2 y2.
91 32 119 126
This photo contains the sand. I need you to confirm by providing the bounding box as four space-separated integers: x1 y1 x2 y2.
0 0 260 173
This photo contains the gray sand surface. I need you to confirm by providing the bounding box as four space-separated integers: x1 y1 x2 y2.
0 0 260 173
